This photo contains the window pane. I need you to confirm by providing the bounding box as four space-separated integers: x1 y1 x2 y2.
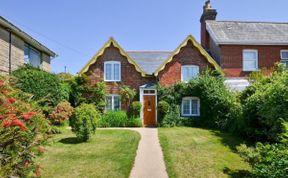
105 64 112 80
182 66 199 82
29 48 41 67
113 96 120 111
244 51 257 60
106 96 112 110
182 99 190 115
192 66 199 78
281 51 288 59
191 99 199 115
244 60 257 70
114 63 120 80
24 46 29 63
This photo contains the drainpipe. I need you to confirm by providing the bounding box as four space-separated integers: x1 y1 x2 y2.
8 29 12 74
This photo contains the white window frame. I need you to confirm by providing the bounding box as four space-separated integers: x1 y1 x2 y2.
243 49 258 71
181 97 200 117
280 50 288 66
104 61 121 82
105 94 121 111
181 65 200 83
280 50 288 60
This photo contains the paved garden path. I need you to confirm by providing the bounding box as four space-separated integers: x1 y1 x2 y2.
129 128 168 178
100 128 168 178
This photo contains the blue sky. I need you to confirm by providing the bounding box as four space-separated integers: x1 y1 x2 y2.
1 0 287 74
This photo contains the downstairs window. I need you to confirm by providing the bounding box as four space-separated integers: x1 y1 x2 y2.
181 97 200 117
105 95 121 111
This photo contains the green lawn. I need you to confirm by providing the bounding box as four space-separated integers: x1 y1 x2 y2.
38 129 140 178
159 127 251 178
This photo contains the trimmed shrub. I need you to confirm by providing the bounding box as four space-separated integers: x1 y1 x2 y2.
70 104 99 141
237 143 288 178
99 111 128 127
12 65 63 106
157 101 170 124
48 101 74 125
129 101 142 118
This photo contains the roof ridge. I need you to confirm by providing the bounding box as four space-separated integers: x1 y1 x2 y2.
207 20 288 24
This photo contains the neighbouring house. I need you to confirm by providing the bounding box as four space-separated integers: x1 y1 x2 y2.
79 36 222 126
0 16 56 74
200 1 288 78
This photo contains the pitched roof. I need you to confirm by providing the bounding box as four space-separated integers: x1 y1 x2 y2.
154 35 223 76
79 36 223 76
127 51 172 75
0 16 56 57
206 20 288 45
79 37 146 76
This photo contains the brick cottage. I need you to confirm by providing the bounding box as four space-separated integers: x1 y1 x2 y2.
79 1 288 126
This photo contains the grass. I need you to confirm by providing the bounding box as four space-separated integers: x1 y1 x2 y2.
38 129 140 178
159 127 251 178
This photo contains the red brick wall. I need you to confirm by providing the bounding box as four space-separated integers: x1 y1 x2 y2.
84 44 155 94
201 22 210 49
220 45 288 77
158 41 214 86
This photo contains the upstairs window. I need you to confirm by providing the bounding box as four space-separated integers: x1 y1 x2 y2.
243 50 258 71
104 61 121 81
24 44 41 67
280 50 288 67
181 65 199 82
105 95 121 111
181 97 200 117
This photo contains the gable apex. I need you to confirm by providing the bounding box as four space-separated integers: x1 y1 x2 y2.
79 37 146 76
154 35 223 76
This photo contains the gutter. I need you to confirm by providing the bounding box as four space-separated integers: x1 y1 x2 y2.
7 28 12 74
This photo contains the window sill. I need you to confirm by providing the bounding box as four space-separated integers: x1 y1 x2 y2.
182 114 200 117
104 80 121 82
242 69 259 72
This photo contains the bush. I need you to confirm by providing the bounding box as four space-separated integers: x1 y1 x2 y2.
237 143 288 178
160 105 183 127
158 70 241 131
69 75 106 112
241 70 288 142
70 104 99 141
157 101 170 124
129 101 142 118
0 77 49 178
48 101 74 125
99 111 128 127
120 85 136 110
127 117 143 127
12 65 63 106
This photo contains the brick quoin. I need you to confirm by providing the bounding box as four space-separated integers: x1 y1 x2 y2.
158 41 214 86
220 45 288 77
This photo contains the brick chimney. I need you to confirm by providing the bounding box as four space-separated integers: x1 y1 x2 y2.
200 0 217 48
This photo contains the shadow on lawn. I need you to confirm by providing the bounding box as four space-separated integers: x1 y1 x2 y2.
223 167 251 178
210 130 252 151
59 137 83 144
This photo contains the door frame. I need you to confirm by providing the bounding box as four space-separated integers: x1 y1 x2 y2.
139 87 157 125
